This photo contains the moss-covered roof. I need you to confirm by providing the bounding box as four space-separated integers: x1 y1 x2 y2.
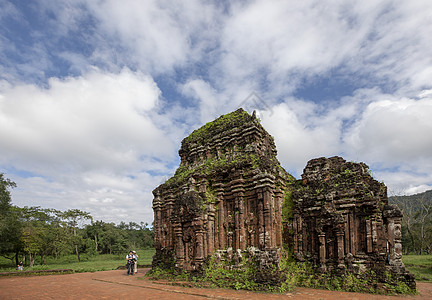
155 108 293 190
181 108 254 148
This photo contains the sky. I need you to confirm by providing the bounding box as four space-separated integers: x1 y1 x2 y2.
1 0 432 225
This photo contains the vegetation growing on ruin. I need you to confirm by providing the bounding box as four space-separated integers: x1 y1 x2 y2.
281 189 293 222
204 187 217 204
161 108 292 193
147 250 417 295
163 152 281 189
182 108 253 147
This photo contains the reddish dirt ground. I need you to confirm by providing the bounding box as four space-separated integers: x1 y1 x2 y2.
1 268 431 300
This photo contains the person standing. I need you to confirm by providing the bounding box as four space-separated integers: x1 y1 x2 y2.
132 251 139 274
125 251 135 275
17 261 23 271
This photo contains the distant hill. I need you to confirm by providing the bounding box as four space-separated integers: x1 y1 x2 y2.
389 189 432 212
389 189 432 255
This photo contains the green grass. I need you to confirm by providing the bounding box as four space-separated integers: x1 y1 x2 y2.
0 249 155 273
403 254 432 282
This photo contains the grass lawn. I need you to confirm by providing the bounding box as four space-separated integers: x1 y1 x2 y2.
403 255 432 282
0 248 155 273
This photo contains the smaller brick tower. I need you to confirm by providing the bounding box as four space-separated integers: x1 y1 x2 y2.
288 157 414 286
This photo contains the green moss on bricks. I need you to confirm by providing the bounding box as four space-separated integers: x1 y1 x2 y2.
182 108 253 147
282 189 293 222
164 151 281 189
205 187 217 204
164 165 195 187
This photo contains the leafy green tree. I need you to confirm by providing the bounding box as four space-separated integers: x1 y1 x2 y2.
0 173 16 213
21 222 44 267
15 206 55 265
0 174 22 265
98 222 128 255
62 209 92 262
142 223 155 249
85 221 104 252
1 174 153 265
49 224 72 259
114 221 154 250
84 238 98 256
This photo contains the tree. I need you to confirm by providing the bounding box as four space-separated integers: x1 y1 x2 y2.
0 174 21 265
390 190 432 254
15 206 57 265
0 173 16 213
62 209 92 262
98 222 128 255
85 220 105 253
413 196 432 254
21 223 43 267
1 175 154 265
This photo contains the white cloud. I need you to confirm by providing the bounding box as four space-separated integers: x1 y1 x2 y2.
259 88 432 196
0 67 177 223
344 93 432 167
376 170 432 197
85 0 220 75
2 0 432 224
9 171 162 224
0 68 172 171
355 1 432 93
215 1 381 95
340 90 432 195
204 0 432 101
172 0 432 195
180 79 227 124
262 100 348 176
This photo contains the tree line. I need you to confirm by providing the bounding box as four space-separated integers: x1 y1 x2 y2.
0 173 154 266
389 190 432 255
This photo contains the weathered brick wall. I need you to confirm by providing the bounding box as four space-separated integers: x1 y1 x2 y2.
152 109 414 288
152 109 292 270
288 156 414 287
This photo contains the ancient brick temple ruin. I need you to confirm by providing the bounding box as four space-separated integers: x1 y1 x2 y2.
289 157 410 283
152 108 414 286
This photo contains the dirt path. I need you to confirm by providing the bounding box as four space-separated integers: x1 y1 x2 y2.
1 268 431 300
